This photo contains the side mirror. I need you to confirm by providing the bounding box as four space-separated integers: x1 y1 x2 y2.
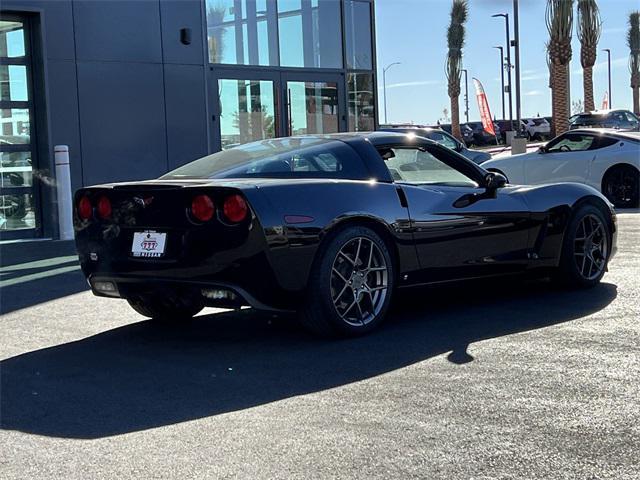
484 172 507 191
538 145 547 153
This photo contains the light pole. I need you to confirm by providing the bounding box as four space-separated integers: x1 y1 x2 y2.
461 68 469 123
382 62 401 124
602 48 612 108
492 13 513 131
493 46 506 120
512 0 523 135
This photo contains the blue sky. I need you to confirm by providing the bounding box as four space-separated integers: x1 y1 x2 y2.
375 0 637 124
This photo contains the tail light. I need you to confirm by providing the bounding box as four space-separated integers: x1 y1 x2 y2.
97 195 112 219
191 194 215 222
78 196 93 220
223 194 248 223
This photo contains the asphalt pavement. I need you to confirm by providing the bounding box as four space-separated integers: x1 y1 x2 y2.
0 211 638 479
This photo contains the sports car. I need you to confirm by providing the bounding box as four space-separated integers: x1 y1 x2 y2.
482 129 640 208
74 132 617 337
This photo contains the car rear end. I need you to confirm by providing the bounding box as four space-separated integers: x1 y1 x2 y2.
73 180 286 310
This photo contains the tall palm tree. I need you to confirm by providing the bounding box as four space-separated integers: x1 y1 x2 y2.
577 0 601 112
445 0 469 141
546 0 574 135
629 11 640 115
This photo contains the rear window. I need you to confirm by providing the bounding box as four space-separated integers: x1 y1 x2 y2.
161 137 370 180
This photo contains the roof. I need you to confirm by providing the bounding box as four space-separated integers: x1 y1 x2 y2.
293 131 440 147
568 128 640 142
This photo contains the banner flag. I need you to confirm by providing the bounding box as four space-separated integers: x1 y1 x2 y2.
602 91 609 110
472 78 496 136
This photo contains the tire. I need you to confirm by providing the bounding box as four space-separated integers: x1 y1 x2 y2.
554 204 611 288
127 293 204 321
298 226 395 337
602 165 639 209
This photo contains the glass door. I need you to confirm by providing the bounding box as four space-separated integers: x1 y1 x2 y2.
0 15 39 238
281 72 345 136
211 69 281 151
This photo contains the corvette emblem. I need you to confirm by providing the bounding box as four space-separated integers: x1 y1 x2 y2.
133 196 154 208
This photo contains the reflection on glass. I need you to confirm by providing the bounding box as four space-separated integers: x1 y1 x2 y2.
345 1 372 70
0 193 35 230
0 20 26 58
348 73 374 131
278 0 342 68
0 108 30 144
0 65 28 102
206 0 277 66
0 151 32 188
218 79 277 149
287 81 338 135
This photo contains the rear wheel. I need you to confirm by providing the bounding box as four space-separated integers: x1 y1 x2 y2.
299 226 395 337
602 165 639 208
127 294 204 321
555 204 610 288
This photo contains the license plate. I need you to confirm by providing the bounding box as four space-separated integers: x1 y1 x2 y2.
131 231 167 258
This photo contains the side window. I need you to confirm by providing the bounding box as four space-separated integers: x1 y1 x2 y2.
625 112 639 126
546 133 596 153
594 137 619 149
379 147 477 186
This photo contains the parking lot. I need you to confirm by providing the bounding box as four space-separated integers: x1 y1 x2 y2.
0 211 638 479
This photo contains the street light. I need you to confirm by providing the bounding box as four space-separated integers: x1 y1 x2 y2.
461 68 470 123
493 46 506 121
492 13 514 131
602 48 612 108
512 0 523 136
382 62 401 124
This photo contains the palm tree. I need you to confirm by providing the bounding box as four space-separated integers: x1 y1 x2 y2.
577 0 601 112
629 11 640 115
546 0 574 135
445 0 469 141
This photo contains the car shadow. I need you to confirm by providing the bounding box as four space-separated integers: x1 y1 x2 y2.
0 279 617 439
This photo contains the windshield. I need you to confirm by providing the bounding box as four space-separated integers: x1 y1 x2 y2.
161 137 370 180
570 114 608 127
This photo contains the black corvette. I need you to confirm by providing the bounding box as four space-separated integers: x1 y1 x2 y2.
74 132 617 336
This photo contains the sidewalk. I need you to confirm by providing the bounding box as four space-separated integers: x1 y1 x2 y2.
0 240 87 314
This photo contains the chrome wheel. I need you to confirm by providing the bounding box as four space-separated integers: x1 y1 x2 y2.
330 237 389 327
574 214 608 281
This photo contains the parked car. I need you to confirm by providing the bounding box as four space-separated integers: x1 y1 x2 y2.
75 132 616 337
379 125 491 164
522 117 551 140
481 128 640 208
465 121 501 146
569 109 640 131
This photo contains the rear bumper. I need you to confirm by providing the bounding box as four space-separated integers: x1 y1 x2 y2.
88 274 294 312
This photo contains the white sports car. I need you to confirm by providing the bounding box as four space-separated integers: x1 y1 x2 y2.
482 129 640 208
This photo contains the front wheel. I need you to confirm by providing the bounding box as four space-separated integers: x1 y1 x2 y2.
602 165 639 208
127 294 204 321
555 204 611 288
299 226 395 337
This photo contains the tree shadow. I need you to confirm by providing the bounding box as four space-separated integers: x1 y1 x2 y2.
0 279 617 439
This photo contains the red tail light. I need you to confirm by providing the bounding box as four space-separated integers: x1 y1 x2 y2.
223 194 248 223
78 196 93 220
191 195 215 222
97 196 112 219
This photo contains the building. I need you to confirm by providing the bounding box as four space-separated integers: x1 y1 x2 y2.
0 0 377 240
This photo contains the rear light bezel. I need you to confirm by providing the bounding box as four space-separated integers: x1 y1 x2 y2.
189 194 216 223
221 194 249 224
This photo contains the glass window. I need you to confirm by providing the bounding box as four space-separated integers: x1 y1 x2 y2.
0 193 35 230
345 1 372 70
206 0 278 65
278 0 342 68
380 147 476 186
287 81 339 135
0 151 32 188
1 108 30 144
428 131 458 150
161 137 370 180
0 65 28 102
218 79 277 150
347 73 374 131
546 133 596 153
0 20 26 58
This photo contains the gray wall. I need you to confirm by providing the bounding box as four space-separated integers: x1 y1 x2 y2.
2 0 210 192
